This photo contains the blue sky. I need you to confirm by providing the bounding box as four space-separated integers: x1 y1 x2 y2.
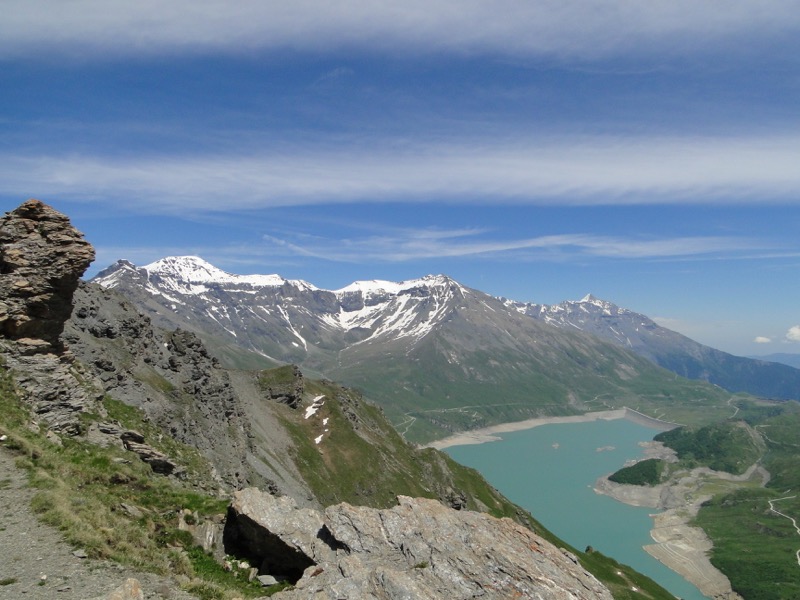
2 1 800 357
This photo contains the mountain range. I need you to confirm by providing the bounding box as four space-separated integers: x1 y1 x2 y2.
507 294 800 402
93 255 771 443
0 199 677 599
748 352 800 369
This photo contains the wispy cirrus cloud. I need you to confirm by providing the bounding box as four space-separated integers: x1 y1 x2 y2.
259 226 766 264
2 1 798 60
3 133 800 212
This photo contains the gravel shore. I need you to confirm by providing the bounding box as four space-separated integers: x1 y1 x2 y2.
427 409 629 449
593 451 766 600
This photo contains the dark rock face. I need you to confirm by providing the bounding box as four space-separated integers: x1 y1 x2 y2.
263 365 304 408
225 488 613 600
64 282 259 490
0 199 94 350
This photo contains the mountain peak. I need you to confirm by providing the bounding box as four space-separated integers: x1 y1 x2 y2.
102 255 317 291
143 256 231 282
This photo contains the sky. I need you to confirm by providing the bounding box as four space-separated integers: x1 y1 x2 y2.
1 1 800 357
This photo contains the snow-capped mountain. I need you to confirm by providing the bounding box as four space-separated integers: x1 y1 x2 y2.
91 256 741 441
94 257 471 362
505 293 666 358
507 294 800 401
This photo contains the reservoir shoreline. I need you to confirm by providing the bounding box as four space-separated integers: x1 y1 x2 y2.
427 406 677 450
434 409 738 600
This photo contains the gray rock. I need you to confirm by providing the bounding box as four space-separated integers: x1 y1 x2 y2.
257 574 279 586
122 439 180 475
0 199 94 349
119 503 144 519
0 200 103 435
224 491 334 582
225 488 613 600
0 339 104 435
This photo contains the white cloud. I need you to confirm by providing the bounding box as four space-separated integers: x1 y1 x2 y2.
3 133 800 212
1 1 798 60
255 227 760 264
754 336 772 344
786 326 800 342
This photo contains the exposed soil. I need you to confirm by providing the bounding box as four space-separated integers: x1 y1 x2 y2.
594 456 768 600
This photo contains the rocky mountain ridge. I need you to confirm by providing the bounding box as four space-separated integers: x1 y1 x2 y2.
2 199 653 598
94 255 736 442
508 294 800 401
93 256 472 365
103 256 799 403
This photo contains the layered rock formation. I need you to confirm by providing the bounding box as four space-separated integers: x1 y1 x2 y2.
0 199 102 434
0 199 94 350
225 488 613 600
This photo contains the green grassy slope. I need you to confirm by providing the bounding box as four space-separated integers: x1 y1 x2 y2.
627 400 800 600
329 327 735 444
693 404 800 599
1 361 678 600
655 420 766 475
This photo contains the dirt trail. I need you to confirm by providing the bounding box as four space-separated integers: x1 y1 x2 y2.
0 446 196 600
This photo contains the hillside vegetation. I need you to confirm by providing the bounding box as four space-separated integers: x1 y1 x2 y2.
1 361 680 600
692 403 800 600
612 400 800 599
608 458 667 486
654 420 765 475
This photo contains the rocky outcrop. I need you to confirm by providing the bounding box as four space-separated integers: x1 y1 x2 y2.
224 488 613 600
263 364 304 408
0 200 102 435
0 348 103 435
0 199 94 350
64 282 261 490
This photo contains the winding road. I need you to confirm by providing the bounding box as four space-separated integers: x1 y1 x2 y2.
767 495 800 567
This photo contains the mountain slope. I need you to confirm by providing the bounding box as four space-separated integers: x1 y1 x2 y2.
508 294 800 401
0 200 679 599
748 352 800 369
95 256 736 442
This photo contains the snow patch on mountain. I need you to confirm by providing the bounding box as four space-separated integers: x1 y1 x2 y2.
95 257 468 347
142 256 317 293
335 274 458 296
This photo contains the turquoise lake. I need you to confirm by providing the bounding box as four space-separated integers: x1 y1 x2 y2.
445 418 708 600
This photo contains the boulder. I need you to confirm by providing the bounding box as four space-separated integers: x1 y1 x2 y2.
224 488 613 600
